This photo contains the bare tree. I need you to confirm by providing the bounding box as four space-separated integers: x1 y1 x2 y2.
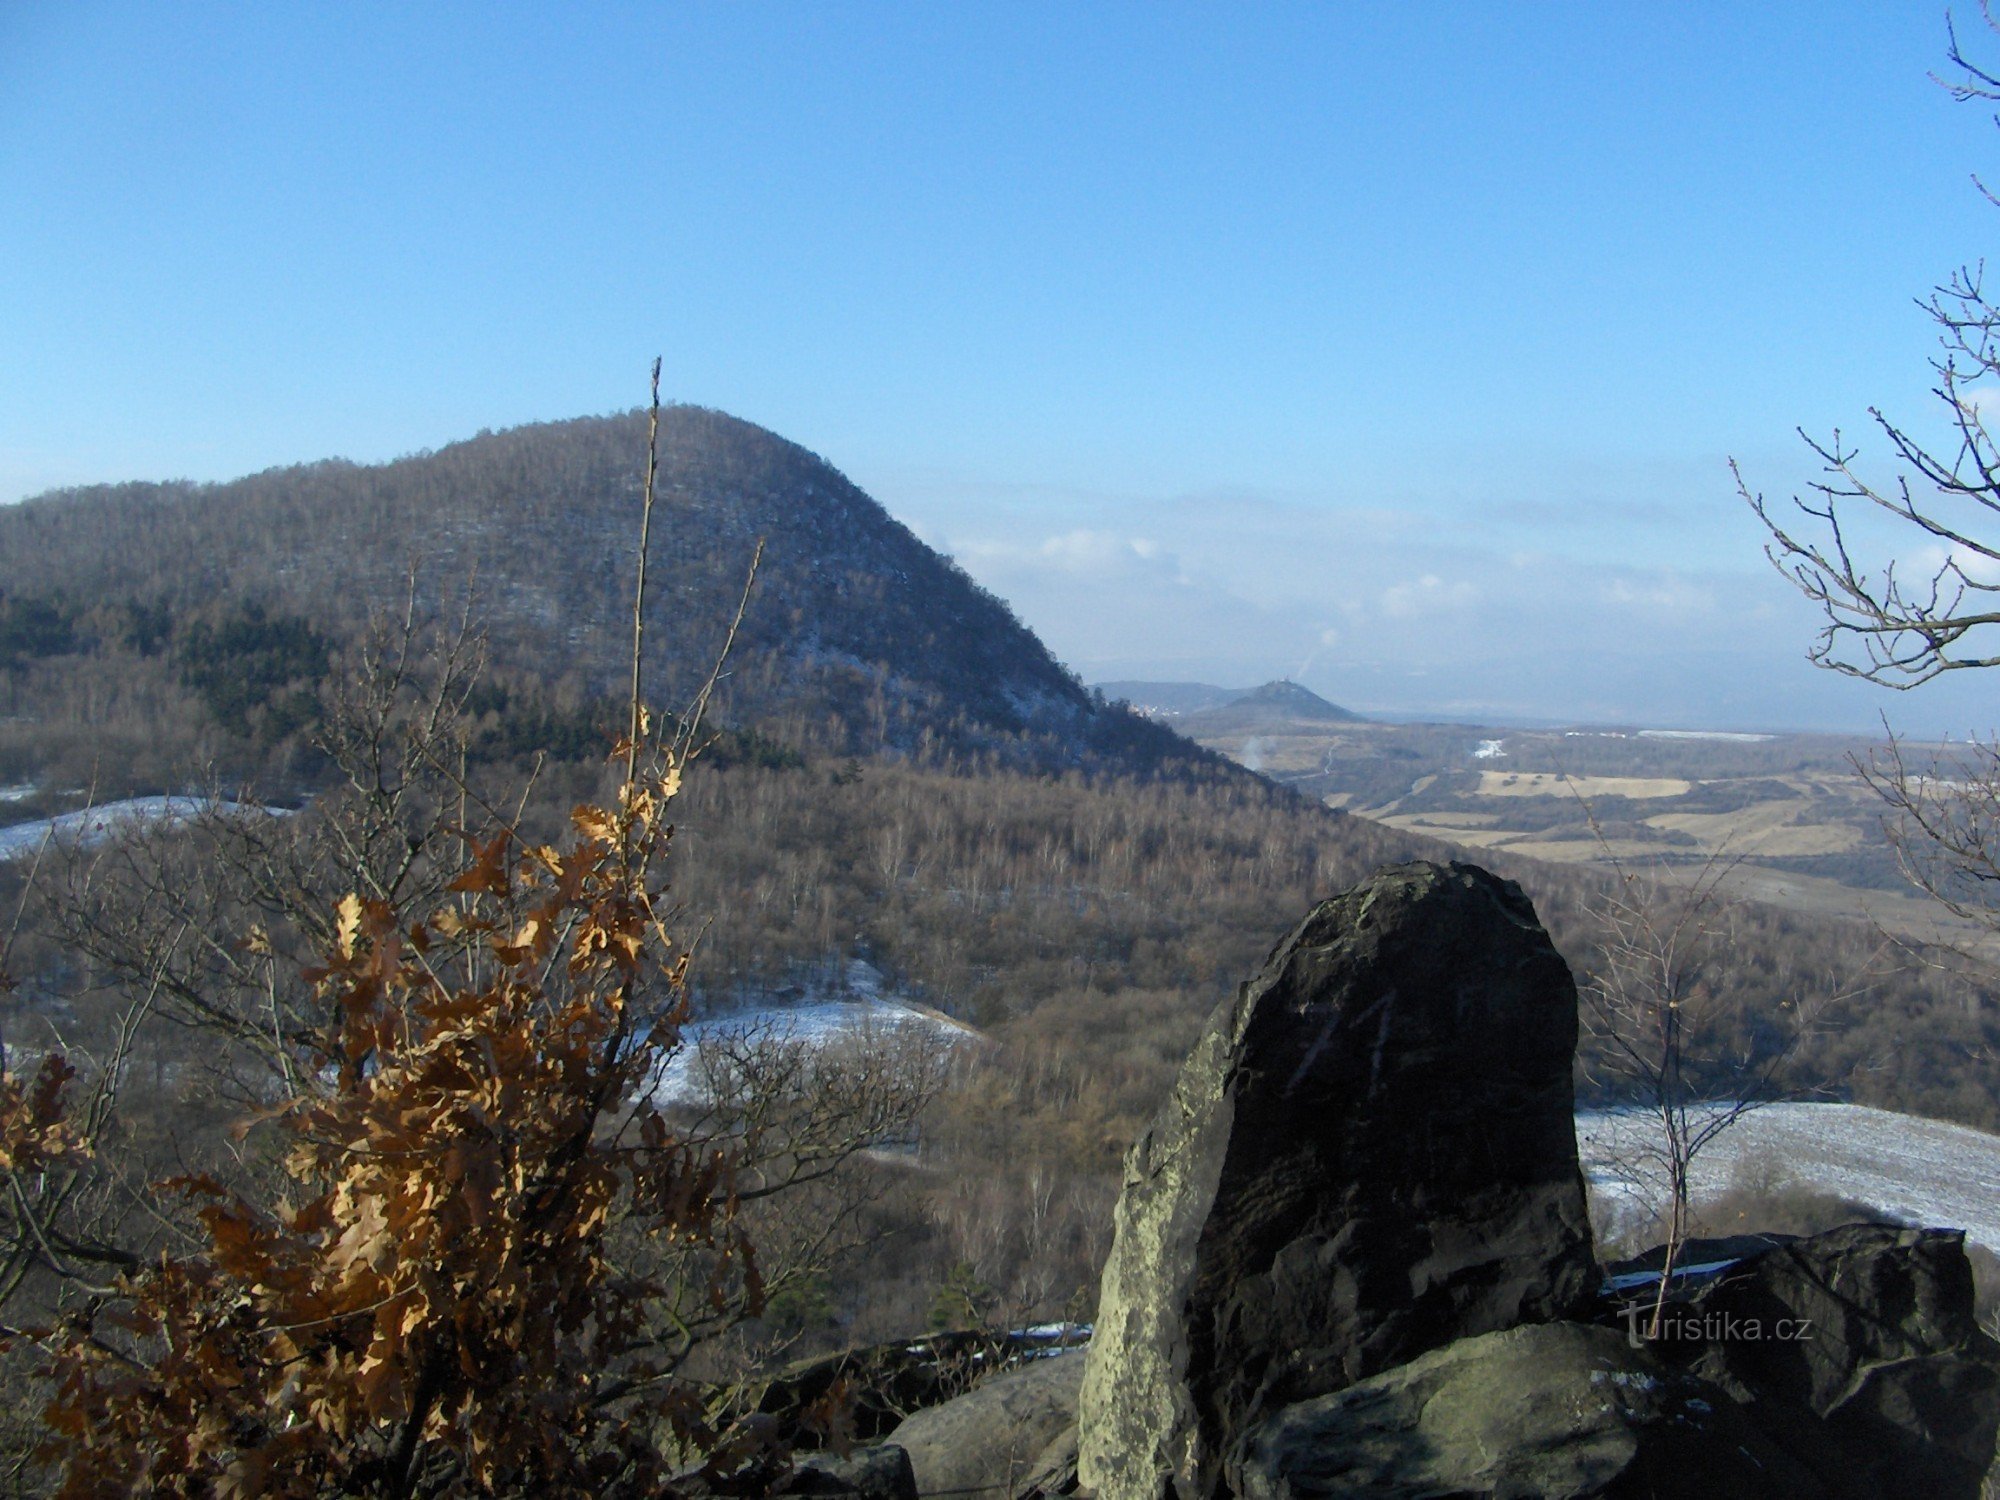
1740 6 2000 691
1566 788 1856 1332
1582 859 1802 1322
1739 4 2000 940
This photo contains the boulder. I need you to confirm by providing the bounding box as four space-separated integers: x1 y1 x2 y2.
887 1352 1085 1498
1227 1322 1816 1500
1010 1426 1080 1500
1077 861 1597 1500
751 1330 1026 1447
1687 1223 1980 1412
1679 1223 2000 1499
677 1443 919 1500
790 1445 920 1500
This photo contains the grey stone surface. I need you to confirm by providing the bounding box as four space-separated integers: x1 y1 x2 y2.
1682 1223 2000 1499
887 1353 1085 1499
1011 1425 1079 1500
1077 861 1596 1500
790 1444 920 1500
1228 1322 1811 1500
1690 1223 1979 1412
753 1330 1031 1446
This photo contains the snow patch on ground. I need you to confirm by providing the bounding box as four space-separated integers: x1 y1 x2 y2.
1577 1102 2000 1251
654 959 980 1105
1636 729 1775 743
0 796 290 862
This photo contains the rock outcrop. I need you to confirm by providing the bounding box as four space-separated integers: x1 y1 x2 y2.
753 1330 1054 1447
1077 1219 2000 1500
866 860 2000 1498
1680 1224 2000 1499
887 1353 1085 1500
1077 861 1597 1500
789 1445 920 1500
676 1444 917 1500
1227 1322 1816 1500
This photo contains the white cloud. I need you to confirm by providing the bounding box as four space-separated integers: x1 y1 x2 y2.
1954 385 2000 419
1380 574 1479 620
957 528 1191 583
882 472 2000 731
1950 543 2000 587
1867 530 2000 592
1596 574 1717 614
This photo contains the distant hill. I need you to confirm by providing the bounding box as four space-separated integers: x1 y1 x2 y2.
1178 679 1366 733
1094 681 1248 718
0 409 1215 781
1099 679 1366 727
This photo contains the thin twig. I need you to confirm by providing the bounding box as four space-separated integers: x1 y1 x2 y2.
630 358 663 790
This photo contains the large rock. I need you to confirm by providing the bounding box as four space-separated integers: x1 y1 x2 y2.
1078 861 1597 1500
886 1352 1085 1499
752 1330 1030 1446
1227 1322 1816 1500
1678 1224 2000 1499
1687 1223 1981 1412
790 1446 920 1500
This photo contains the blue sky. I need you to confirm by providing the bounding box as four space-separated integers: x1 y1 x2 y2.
6 3 2000 732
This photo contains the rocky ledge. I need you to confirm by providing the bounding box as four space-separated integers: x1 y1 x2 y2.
774 861 2000 1500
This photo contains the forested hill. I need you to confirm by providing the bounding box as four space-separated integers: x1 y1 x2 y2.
0 408 1199 777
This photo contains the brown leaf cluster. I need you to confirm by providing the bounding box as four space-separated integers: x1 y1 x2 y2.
39 754 763 1497
0 1055 89 1177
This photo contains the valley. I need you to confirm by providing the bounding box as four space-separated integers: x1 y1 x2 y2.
2 411 1998 1490
1111 677 1997 954
21 6 2000 1487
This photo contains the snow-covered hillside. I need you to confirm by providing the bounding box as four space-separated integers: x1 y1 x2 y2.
1578 1102 2000 1250
655 959 981 1105
0 796 284 861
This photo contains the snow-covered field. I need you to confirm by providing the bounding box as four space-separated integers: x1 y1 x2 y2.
1577 1102 2000 1251
652 991 2000 1257
1635 729 1776 743
0 796 285 861
654 959 981 1105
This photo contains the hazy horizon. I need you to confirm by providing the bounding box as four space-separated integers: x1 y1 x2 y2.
8 5 2000 738
5 399 1985 741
